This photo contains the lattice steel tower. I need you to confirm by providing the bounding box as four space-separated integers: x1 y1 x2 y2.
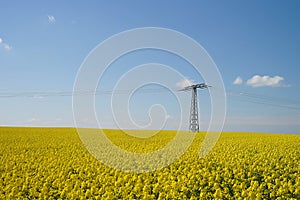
180 83 209 132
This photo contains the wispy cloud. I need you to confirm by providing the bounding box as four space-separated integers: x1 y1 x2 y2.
3 43 12 51
0 37 12 51
225 116 300 126
176 78 195 89
27 117 39 123
246 75 286 87
233 76 243 85
165 114 171 119
47 15 56 23
32 95 45 99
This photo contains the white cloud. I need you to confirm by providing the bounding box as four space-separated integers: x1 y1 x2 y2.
176 78 195 89
0 37 2 44
246 75 285 87
233 76 243 85
48 15 56 23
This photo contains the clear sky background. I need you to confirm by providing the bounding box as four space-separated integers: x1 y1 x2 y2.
0 0 299 133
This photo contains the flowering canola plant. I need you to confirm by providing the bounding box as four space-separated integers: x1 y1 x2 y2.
0 127 299 199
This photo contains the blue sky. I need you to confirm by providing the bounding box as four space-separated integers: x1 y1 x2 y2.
0 1 299 133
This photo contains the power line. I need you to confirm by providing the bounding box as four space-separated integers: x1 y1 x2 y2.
226 89 300 110
230 97 300 111
0 88 299 111
0 88 174 98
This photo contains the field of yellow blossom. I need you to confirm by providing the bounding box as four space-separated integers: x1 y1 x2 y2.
0 127 299 199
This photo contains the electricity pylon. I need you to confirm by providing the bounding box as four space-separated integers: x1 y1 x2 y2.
180 83 210 132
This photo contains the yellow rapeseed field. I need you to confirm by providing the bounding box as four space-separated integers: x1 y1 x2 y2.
0 127 299 199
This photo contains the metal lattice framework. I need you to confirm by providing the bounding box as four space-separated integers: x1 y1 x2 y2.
180 83 210 132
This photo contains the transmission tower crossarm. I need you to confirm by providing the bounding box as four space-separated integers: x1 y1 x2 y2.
179 83 210 91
